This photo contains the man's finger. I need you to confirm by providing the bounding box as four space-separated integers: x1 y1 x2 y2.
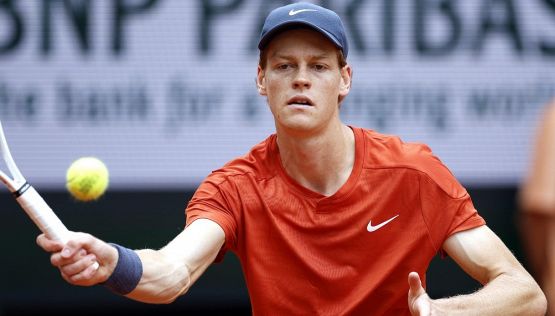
60 254 97 276
408 272 432 316
63 233 101 257
36 234 64 252
408 271 425 298
50 246 89 267
60 233 96 259
69 260 101 285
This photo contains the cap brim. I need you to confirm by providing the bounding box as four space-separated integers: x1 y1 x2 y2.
258 21 343 51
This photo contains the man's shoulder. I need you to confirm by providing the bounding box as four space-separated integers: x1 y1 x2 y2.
358 128 435 165
208 134 278 184
358 128 465 198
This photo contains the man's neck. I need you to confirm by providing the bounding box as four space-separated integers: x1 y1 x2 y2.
276 123 355 197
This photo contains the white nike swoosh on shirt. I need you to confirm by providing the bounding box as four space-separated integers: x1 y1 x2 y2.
289 9 318 16
367 214 399 232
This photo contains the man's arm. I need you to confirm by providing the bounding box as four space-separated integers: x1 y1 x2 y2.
408 225 546 315
37 218 225 304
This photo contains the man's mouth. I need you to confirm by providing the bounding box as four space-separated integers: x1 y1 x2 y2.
287 96 313 106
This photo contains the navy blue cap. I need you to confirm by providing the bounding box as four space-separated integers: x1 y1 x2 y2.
258 2 349 57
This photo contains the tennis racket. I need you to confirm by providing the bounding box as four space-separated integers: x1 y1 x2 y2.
0 121 98 269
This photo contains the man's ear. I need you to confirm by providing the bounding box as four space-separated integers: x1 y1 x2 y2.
339 65 352 98
257 66 267 96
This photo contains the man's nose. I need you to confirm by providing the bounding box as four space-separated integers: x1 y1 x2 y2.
292 67 311 89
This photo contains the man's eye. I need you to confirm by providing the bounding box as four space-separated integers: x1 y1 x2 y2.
313 64 326 71
278 64 291 70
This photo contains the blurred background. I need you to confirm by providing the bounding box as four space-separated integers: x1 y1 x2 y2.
0 0 554 315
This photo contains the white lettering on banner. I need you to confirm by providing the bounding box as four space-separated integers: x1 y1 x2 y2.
0 1 553 188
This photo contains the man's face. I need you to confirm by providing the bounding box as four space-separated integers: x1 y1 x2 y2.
257 28 352 135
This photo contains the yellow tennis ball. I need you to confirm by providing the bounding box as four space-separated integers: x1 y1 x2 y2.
66 157 109 201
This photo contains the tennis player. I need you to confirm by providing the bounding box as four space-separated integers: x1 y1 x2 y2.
37 2 546 315
519 99 555 315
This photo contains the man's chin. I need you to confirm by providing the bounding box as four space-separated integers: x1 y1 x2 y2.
276 119 322 135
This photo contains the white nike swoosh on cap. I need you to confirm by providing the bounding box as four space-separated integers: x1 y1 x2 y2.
289 9 318 16
367 214 399 232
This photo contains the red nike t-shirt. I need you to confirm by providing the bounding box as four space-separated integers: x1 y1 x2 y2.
186 127 485 315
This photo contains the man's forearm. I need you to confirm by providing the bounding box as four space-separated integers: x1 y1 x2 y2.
122 220 224 304
124 249 192 304
432 270 546 315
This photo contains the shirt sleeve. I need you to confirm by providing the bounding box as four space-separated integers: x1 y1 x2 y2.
416 153 486 253
185 173 239 262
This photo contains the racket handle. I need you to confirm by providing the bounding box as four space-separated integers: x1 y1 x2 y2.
15 185 100 271
15 185 70 244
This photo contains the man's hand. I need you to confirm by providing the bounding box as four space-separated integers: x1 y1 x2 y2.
36 232 118 287
408 272 432 316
